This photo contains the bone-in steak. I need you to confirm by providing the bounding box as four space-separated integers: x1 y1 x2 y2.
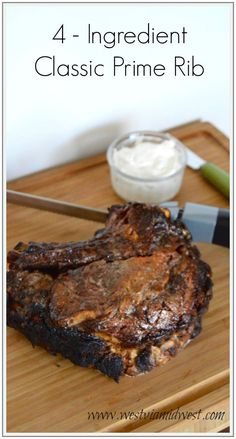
7 203 212 381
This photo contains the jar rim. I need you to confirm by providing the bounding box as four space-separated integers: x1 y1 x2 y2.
106 131 187 182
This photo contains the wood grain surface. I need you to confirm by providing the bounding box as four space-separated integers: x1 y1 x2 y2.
7 120 230 433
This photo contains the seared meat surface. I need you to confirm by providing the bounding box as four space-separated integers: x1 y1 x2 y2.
7 203 191 271
7 203 212 381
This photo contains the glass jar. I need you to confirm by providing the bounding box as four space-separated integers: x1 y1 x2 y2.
107 131 187 203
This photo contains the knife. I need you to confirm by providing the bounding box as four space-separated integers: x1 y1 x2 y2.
186 147 229 199
7 189 229 248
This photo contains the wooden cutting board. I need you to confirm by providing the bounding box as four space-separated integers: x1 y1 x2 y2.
7 120 230 433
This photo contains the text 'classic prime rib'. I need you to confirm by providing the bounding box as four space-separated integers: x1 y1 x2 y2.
7 203 213 381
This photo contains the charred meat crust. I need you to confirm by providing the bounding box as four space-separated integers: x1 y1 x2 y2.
7 306 124 382
7 297 205 381
7 203 192 272
7 203 213 381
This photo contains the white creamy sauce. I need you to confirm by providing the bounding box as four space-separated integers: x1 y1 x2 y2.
109 136 186 203
113 139 181 179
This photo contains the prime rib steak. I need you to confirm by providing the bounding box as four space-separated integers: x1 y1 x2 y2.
7 203 212 381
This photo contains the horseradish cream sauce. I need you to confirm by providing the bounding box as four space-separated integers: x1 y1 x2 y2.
113 139 181 179
107 133 186 203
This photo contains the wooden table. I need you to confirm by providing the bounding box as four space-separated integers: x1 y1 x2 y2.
7 120 230 433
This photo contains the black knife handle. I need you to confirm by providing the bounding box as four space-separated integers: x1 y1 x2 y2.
212 208 229 248
181 203 229 248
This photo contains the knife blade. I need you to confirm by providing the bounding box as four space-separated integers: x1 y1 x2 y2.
185 146 229 199
6 190 178 222
7 189 229 248
7 189 108 223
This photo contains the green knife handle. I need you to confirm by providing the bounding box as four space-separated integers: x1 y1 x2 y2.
200 162 229 199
